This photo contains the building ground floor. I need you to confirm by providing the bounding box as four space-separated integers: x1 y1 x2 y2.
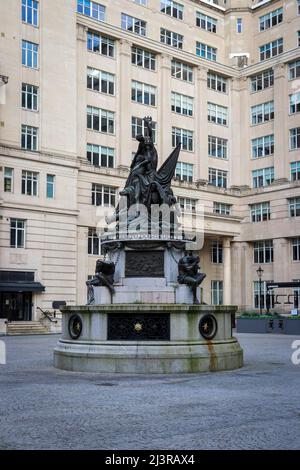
0 233 299 323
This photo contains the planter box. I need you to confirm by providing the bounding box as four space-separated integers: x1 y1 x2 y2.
237 317 300 335
237 318 269 334
284 318 300 335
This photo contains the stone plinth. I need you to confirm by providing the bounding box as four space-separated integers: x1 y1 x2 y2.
54 304 243 374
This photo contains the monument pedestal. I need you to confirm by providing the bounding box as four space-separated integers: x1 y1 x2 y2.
54 304 243 374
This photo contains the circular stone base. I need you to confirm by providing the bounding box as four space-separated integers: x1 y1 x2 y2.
54 338 243 374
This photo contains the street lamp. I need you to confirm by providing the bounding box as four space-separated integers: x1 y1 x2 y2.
256 266 264 315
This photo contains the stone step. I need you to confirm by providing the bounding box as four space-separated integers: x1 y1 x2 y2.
7 321 49 335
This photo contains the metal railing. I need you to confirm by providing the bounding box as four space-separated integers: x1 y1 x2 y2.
37 306 58 324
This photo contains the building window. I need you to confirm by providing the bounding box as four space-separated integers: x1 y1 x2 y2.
160 28 183 49
252 167 274 188
10 219 26 249
172 127 193 151
134 0 147 5
250 202 270 222
207 72 227 93
196 12 217 33
208 103 228 126
171 60 193 82
298 31 300 47
289 60 300 80
4 168 13 192
22 0 38 26
177 197 197 213
211 280 223 305
22 40 38 68
131 46 156 70
131 117 156 143
251 101 274 125
92 184 116 206
251 134 274 158
91 74 109 98
290 127 300 150
289 93 300 114
253 240 273 263
77 0 105 21
131 81 156 106
171 92 193 116
208 168 228 188
21 125 38 151
22 170 38 196
289 197 300 217
208 136 228 159
87 144 115 168
213 202 231 215
87 31 115 57
22 83 38 111
290 161 300 181
175 162 193 182
236 18 242 33
121 13 146 36
160 0 183 20
196 42 217 62
46 175 55 198
87 106 115 134
292 238 300 261
251 69 274 93
253 281 273 309
87 67 115 95
88 228 101 255
211 241 223 264
259 8 283 31
298 0 300 15
259 38 283 61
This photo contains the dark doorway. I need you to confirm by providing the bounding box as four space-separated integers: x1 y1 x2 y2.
0 292 32 321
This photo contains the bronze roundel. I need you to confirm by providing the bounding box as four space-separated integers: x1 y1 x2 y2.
134 322 143 333
68 314 83 340
199 314 218 340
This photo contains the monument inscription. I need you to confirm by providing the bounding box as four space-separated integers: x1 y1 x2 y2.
125 251 164 277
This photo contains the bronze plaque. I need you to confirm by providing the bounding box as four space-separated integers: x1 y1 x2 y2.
125 251 164 277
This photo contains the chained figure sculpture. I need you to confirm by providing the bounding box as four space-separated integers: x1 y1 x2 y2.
178 252 206 304
86 259 115 304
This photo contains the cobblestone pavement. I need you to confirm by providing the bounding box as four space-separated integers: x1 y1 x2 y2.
0 333 299 450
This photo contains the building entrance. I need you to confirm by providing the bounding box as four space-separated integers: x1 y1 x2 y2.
0 292 32 321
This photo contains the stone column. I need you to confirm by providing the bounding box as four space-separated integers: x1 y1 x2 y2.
158 53 172 167
273 64 288 181
77 226 89 305
117 39 132 168
273 238 290 282
223 238 232 305
230 77 249 187
76 24 88 159
196 66 208 182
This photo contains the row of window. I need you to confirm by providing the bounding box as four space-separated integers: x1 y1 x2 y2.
4 169 55 198
22 1 295 38
22 24 300 99
19 119 300 190
10 213 300 271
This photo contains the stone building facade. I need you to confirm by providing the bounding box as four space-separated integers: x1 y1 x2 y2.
0 0 299 321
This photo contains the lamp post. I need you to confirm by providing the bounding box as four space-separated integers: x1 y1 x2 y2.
256 266 264 315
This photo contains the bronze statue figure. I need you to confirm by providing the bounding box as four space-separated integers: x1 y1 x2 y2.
178 252 206 304
107 116 181 227
86 259 115 304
